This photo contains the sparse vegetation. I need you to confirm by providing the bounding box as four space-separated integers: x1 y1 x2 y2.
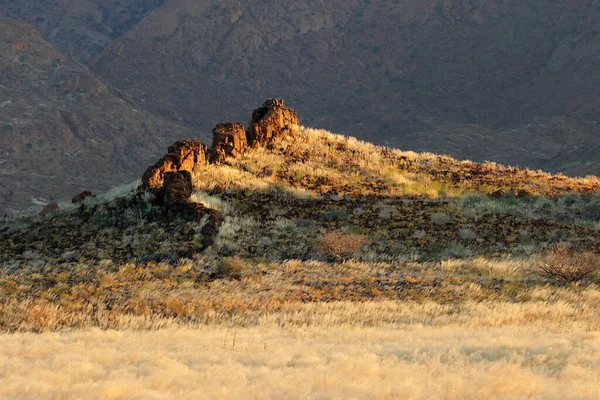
319 230 368 260
533 245 600 283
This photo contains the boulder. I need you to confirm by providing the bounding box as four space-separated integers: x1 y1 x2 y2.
72 191 93 204
209 122 247 162
160 170 194 206
247 99 300 147
142 140 207 190
40 203 59 217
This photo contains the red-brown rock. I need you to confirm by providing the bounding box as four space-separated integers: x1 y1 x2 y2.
247 99 300 147
40 203 59 217
142 140 207 190
160 170 194 206
72 191 93 204
209 122 248 162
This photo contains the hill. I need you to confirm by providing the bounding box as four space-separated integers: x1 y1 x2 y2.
2 100 600 398
2 99 600 327
0 19 202 215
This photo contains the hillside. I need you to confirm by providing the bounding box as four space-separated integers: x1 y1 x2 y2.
3 101 600 398
0 19 202 215
0 0 165 61
88 0 600 172
3 99 600 327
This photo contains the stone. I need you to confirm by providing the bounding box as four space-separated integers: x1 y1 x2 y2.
142 140 207 190
40 203 59 217
72 191 93 204
161 170 193 206
247 99 300 147
209 122 247 162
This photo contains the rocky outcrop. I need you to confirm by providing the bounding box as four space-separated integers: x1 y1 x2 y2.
247 99 300 147
160 171 194 206
155 170 222 248
138 99 300 248
209 123 247 162
141 140 207 190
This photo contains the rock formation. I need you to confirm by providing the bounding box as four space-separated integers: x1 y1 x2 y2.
209 123 248 162
138 99 300 245
160 171 194 206
156 170 222 248
247 99 300 147
141 140 207 190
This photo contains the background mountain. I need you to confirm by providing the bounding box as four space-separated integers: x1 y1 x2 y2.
0 19 198 214
1 0 600 213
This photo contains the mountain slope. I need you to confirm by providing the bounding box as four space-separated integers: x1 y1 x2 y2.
88 0 600 171
0 19 202 215
0 0 165 61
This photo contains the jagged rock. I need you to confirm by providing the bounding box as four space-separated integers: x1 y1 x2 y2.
142 140 207 190
161 171 193 206
40 203 59 217
247 99 300 147
72 191 93 204
209 122 247 162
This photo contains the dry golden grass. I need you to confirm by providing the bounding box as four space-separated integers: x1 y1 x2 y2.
2 301 600 399
190 126 600 199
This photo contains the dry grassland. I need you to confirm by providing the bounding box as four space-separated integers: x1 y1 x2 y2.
1 301 600 399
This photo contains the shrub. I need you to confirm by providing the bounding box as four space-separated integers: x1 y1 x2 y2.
320 231 368 260
431 212 452 225
533 245 600 283
458 228 478 242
